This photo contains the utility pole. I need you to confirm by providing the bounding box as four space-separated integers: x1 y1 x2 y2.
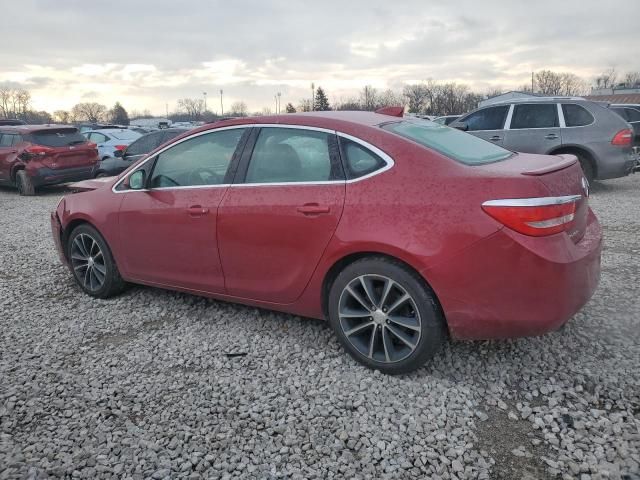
165 103 168 118
311 82 315 111
203 92 207 112
220 90 224 115
531 72 534 93
277 92 281 114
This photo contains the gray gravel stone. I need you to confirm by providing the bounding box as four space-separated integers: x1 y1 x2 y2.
0 177 639 479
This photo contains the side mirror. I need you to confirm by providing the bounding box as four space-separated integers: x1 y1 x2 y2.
128 170 146 190
113 149 124 158
450 121 469 132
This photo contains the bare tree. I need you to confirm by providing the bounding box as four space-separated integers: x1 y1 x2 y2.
559 73 587 96
176 98 205 119
334 97 362 111
359 85 379 111
71 102 107 123
595 67 617 89
624 71 640 87
297 99 312 112
535 70 563 95
0 85 14 118
53 110 71 123
229 101 248 117
402 84 429 113
15 89 31 115
378 89 402 108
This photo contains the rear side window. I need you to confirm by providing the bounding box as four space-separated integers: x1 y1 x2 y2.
625 108 640 122
461 105 509 131
126 132 163 156
245 128 341 183
339 138 386 179
562 104 595 127
27 129 87 147
0 133 17 147
510 104 558 129
382 121 513 165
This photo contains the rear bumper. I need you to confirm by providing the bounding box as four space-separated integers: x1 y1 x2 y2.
596 149 636 180
50 212 68 267
28 165 96 187
426 211 602 340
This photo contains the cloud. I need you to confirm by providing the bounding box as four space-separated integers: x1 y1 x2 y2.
0 0 638 113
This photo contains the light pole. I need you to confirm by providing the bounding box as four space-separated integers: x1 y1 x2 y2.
277 92 281 114
203 92 207 112
220 90 224 115
311 82 315 111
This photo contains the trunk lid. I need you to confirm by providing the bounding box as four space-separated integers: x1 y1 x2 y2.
479 152 589 243
26 128 99 169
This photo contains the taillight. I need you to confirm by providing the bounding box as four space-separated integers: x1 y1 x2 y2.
86 142 97 148
25 145 54 156
611 128 633 146
114 145 127 151
482 195 581 237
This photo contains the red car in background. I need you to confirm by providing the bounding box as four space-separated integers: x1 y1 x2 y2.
0 125 98 195
50 110 602 374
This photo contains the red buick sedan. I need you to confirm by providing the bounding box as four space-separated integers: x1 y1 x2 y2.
51 110 602 374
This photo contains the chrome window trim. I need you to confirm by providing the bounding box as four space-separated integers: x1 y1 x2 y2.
503 104 514 130
482 195 582 207
112 124 396 193
557 103 566 128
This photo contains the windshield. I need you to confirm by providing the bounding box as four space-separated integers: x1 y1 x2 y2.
382 120 513 165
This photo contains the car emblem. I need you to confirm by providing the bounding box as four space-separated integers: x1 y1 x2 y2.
581 177 589 197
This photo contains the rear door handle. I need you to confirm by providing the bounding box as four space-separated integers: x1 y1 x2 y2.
297 204 330 215
545 134 559 140
187 205 209 216
489 135 501 141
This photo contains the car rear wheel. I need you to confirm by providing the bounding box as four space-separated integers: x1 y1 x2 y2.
328 257 446 374
67 224 126 299
16 170 35 196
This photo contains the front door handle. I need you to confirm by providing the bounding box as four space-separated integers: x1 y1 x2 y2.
187 205 209 216
545 134 559 140
297 204 330 215
489 135 501 141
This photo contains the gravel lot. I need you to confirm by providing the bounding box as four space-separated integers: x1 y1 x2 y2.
1 177 639 480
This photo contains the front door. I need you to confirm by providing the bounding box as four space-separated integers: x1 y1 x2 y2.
118 127 247 293
460 104 510 146
502 103 562 154
218 126 346 304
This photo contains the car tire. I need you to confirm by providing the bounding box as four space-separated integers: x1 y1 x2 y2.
66 224 126 299
577 155 595 183
15 170 35 196
328 256 446 375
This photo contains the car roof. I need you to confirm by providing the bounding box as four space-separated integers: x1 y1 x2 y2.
197 111 407 135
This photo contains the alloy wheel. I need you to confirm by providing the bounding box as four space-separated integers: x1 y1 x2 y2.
70 234 107 292
338 274 421 364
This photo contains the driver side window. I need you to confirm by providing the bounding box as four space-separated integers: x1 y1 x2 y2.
149 128 245 188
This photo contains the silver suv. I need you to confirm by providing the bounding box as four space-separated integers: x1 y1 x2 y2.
451 97 636 181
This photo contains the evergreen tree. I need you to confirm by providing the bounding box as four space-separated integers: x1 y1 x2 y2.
285 103 296 113
110 102 129 125
313 87 330 111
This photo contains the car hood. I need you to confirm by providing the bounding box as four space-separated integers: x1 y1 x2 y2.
68 176 116 192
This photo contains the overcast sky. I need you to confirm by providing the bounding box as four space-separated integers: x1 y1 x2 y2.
1 0 638 115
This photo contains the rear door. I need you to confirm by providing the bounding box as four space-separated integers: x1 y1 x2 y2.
217 126 346 303
27 128 97 169
503 103 562 154
459 105 510 145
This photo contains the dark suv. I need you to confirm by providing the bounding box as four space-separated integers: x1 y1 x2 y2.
0 125 98 195
451 98 636 181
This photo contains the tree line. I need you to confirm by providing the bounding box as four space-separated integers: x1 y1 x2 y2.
1 68 639 123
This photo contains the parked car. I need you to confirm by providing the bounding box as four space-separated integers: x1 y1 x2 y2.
433 115 461 126
450 97 635 182
609 104 640 146
77 123 120 134
95 128 188 177
51 110 601 374
0 125 98 195
0 119 26 126
83 128 141 160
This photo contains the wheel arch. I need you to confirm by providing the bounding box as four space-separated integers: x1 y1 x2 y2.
548 145 597 178
61 218 107 261
10 163 26 183
320 251 447 330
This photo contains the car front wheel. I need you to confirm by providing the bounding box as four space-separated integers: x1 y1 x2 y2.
328 257 446 374
67 224 126 298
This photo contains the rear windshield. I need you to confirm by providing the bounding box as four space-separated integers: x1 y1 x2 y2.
27 129 87 147
381 120 513 165
110 131 140 140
